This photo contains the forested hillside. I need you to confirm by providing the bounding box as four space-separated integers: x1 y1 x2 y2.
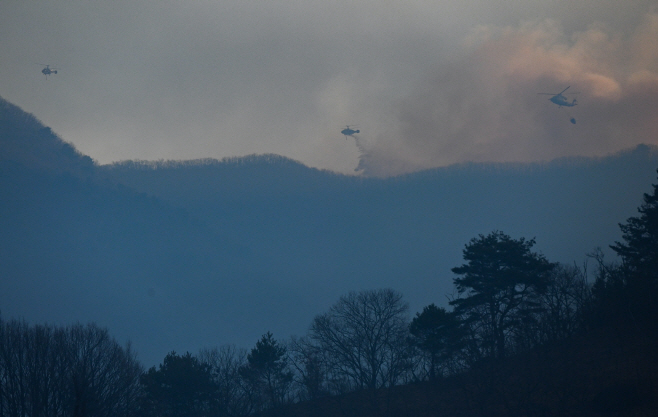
2 95 658 416
2 94 658 369
0 97 258 365
100 145 658 316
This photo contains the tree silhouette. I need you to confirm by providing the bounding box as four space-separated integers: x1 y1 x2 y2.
288 336 331 401
450 231 555 358
67 324 143 417
309 289 410 391
239 332 292 411
409 304 463 380
198 345 250 417
538 263 591 343
610 169 658 319
0 318 141 417
140 351 217 417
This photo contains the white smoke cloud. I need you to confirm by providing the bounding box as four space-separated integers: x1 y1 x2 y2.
357 12 658 177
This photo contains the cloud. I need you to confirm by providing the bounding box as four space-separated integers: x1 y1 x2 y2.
357 12 658 177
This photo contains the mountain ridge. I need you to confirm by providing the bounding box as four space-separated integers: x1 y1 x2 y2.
2 95 658 367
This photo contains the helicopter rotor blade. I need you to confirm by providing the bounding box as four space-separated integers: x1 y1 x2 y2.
559 86 571 94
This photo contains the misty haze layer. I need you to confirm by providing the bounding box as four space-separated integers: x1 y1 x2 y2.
2 96 658 366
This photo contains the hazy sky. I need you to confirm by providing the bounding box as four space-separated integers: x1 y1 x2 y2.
1 1 656 175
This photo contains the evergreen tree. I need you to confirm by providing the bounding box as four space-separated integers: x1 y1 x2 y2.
610 169 658 319
140 351 217 417
450 231 555 358
409 304 463 379
239 332 292 411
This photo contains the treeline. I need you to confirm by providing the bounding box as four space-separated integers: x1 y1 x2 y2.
107 154 311 170
0 320 142 417
136 256 592 416
2 169 657 416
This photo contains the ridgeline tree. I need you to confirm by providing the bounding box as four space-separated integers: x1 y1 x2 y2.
409 304 463 380
67 324 143 417
140 351 217 417
309 289 411 391
198 345 250 417
538 263 591 343
0 318 142 417
610 169 658 320
239 332 293 412
450 231 555 359
288 336 330 401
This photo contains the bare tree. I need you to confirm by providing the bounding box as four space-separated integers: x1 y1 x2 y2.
287 335 331 401
65 323 142 417
309 289 411 391
0 319 72 417
508 262 592 352
539 263 591 341
0 318 142 417
198 345 250 417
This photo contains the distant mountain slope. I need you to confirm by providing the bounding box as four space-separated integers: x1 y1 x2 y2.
0 158 265 367
0 97 95 176
3 94 658 368
0 98 267 366
100 145 658 315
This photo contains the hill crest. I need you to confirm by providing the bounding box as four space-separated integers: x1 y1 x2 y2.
0 96 95 176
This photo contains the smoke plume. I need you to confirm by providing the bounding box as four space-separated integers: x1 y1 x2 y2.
357 12 658 177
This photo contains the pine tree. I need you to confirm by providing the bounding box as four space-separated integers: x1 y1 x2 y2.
610 169 658 319
140 351 217 417
450 231 555 358
409 304 463 379
239 332 292 411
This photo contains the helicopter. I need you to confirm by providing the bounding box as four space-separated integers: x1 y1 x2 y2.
538 86 579 124
39 64 58 78
341 125 360 139
538 86 578 107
